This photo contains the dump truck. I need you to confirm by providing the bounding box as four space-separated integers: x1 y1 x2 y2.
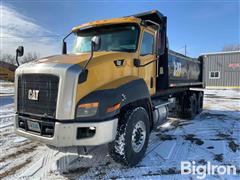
14 10 204 166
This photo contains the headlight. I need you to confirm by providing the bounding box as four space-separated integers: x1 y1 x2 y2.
76 102 99 117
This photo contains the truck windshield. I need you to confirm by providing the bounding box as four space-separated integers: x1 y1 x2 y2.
72 24 139 53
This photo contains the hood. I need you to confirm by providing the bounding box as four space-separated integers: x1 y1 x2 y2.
33 52 133 66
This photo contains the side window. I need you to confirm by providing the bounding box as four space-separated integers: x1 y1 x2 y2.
209 71 220 79
140 32 154 56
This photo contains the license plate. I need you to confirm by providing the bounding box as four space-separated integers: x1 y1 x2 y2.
27 121 40 132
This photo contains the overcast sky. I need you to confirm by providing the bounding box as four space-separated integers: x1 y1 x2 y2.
0 0 239 58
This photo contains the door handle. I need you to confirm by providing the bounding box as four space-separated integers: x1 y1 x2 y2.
133 58 158 67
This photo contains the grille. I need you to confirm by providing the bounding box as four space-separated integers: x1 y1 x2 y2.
18 74 59 118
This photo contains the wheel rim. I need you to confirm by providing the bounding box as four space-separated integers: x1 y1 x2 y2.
131 120 146 153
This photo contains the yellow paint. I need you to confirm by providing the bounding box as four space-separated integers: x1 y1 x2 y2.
97 76 140 90
75 52 140 102
0 67 15 82
72 17 141 32
34 16 158 105
138 27 156 95
74 22 158 102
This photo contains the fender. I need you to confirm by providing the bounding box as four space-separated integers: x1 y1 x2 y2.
75 76 151 122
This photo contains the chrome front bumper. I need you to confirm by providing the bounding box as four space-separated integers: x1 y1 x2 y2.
14 114 118 147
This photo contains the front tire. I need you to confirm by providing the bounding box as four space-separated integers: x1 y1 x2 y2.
108 106 150 166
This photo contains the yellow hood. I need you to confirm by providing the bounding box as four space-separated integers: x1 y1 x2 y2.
34 52 134 67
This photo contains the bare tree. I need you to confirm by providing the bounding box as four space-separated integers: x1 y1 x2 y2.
21 52 38 63
222 44 240 52
0 51 38 65
0 51 16 65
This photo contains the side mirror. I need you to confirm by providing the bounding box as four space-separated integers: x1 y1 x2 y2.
17 46 24 57
91 36 101 51
62 41 67 54
16 46 24 66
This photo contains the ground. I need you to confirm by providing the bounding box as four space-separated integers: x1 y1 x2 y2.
0 82 239 179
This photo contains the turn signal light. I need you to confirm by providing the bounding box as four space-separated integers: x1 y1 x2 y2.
107 102 121 113
78 102 99 108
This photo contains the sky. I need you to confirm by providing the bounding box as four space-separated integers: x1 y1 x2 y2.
0 0 239 58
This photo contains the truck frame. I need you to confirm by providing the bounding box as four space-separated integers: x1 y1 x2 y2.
14 10 204 166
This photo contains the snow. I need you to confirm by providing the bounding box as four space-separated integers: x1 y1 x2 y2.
0 82 239 179
0 82 14 95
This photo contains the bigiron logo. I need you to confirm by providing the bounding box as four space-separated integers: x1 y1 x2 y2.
181 161 236 179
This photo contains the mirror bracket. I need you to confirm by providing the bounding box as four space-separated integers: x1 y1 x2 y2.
15 46 24 66
83 36 101 70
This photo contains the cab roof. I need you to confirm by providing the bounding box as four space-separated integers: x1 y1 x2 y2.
72 10 166 32
72 17 141 32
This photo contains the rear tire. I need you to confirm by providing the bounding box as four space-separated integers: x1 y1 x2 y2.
108 106 150 166
197 92 204 113
184 93 197 119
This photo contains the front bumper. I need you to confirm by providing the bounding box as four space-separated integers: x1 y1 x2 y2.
14 114 118 147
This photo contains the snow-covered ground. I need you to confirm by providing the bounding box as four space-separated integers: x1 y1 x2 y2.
0 82 239 179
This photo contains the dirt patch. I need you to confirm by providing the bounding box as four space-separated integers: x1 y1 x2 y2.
110 176 120 179
215 133 235 141
0 157 32 179
207 146 214 149
0 143 38 162
198 159 207 165
209 138 225 141
161 168 181 175
62 166 90 179
228 141 239 153
158 134 176 141
171 120 192 128
199 112 227 120
216 133 231 139
143 168 181 176
142 171 161 176
1 132 12 137
184 134 204 145
213 154 224 162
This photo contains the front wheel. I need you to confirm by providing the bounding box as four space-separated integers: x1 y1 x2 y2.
108 106 150 166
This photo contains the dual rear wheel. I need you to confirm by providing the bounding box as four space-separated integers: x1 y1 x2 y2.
182 91 204 119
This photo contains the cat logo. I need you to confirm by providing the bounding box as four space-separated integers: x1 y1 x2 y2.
28 89 39 101
173 61 182 77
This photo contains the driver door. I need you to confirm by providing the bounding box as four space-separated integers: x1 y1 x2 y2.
138 30 156 95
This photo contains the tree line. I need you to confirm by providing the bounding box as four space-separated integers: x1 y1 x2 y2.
0 51 38 66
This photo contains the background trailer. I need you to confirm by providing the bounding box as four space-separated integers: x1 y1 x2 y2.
202 51 240 88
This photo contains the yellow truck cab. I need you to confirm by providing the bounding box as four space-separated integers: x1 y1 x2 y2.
14 10 204 166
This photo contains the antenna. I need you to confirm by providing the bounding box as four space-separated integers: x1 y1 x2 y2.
184 45 187 56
